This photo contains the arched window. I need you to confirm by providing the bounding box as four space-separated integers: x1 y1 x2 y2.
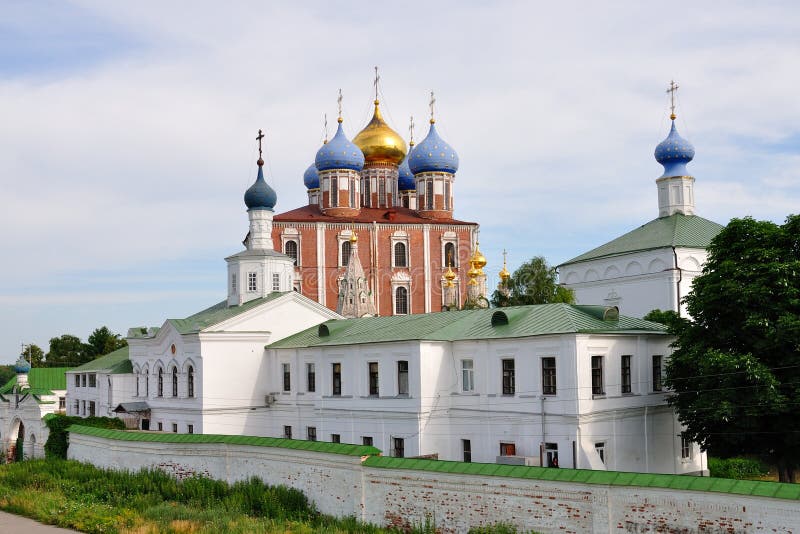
444 242 456 267
187 366 195 398
172 367 178 397
284 240 298 265
426 179 434 210
144 369 149 397
157 368 163 397
331 176 338 207
135 371 140 397
363 178 371 206
394 242 407 267
395 287 409 315
445 181 451 210
341 240 352 266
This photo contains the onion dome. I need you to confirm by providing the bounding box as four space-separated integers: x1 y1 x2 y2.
398 143 416 191
470 242 487 271
315 121 365 171
654 120 695 178
499 263 510 282
443 263 457 288
303 163 320 189
13 355 31 374
352 101 407 165
409 121 459 174
244 159 277 211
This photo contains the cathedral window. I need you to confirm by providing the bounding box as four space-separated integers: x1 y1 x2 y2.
171 367 178 397
445 180 451 210
145 369 149 397
284 240 298 265
187 366 195 398
331 177 338 207
282 363 291 392
368 362 379 396
363 177 371 206
591 356 605 395
231 273 237 293
379 179 386 207
247 272 257 292
272 273 280 291
444 242 457 267
332 362 342 396
426 179 434 210
350 179 356 208
394 242 408 268
341 240 352 267
135 372 140 397
157 368 163 397
395 287 409 315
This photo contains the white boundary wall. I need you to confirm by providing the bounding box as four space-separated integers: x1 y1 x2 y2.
68 433 800 533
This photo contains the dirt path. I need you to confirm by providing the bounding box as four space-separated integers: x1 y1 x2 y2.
0 511 80 533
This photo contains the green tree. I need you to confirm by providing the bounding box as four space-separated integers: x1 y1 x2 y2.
643 309 683 330
0 365 14 386
45 334 90 367
21 343 45 366
491 256 575 307
665 215 800 482
87 326 127 357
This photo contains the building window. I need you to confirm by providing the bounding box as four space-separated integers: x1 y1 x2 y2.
681 433 692 459
499 442 516 456
395 287 408 315
81 400 86 416
426 178 434 209
542 357 556 395
341 240 351 267
89 374 96 388
157 422 163 431
595 442 605 464
368 362 379 396
187 424 194 434
379 178 386 206
172 367 178 397
393 437 405 458
332 363 341 396
331 176 338 207
157 368 164 397
462 439 472 463
363 177 371 205
621 355 632 394
135 373 140 397
397 361 409 396
172 423 178 433
73 399 79 415
444 242 457 267
444 180 451 210
272 273 280 291
82 374 86 387
461 359 474 392
545 442 559 467
187 366 194 398
331 433 341 443
59 397 66 411
145 370 149 397
248 272 257 292
307 363 316 393
652 355 663 392
362 436 373 446
282 363 291 392
394 242 407 267
591 356 605 395
502 359 515 395
74 375 80 387
89 401 96 417
307 426 317 442
284 240 298 265
284 425 292 439
350 179 356 207
231 272 237 293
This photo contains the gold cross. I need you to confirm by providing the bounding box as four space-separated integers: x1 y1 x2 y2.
429 91 436 123
256 129 264 159
337 89 343 122
666 80 679 120
374 66 380 101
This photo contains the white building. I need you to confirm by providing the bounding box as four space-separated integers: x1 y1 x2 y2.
0 359 69 460
266 304 705 475
559 108 723 318
66 346 134 422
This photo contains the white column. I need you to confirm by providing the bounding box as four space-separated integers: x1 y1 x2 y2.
248 209 274 250
423 224 431 313
317 223 326 306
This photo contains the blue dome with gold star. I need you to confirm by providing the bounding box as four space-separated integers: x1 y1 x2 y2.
303 163 319 189
315 122 365 172
655 121 695 178
398 146 415 190
409 122 458 174
244 160 277 211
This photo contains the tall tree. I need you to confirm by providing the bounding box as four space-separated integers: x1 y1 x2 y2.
20 344 45 366
491 256 575 307
45 334 90 367
87 326 127 357
665 215 800 482
0 365 14 386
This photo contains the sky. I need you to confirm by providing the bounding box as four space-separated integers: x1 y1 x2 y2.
1 1 799 364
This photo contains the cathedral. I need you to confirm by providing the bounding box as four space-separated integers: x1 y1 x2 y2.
269 86 488 317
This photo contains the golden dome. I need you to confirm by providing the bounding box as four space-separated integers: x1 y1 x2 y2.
349 231 358 243
352 100 407 165
467 264 480 279
471 242 487 270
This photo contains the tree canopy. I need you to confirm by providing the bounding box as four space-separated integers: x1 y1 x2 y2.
43 327 127 367
21 343 45 366
664 215 800 482
491 256 575 307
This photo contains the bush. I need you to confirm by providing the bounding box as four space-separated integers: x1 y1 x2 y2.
708 456 769 479
43 414 126 460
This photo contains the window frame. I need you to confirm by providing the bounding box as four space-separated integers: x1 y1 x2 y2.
499 442 516 456
393 437 405 458
501 358 515 395
591 355 605 396
332 362 342 396
368 362 379 397
362 436 373 446
394 286 409 315
283 425 292 439
171 366 178 397
462 439 472 463
393 242 408 268
282 363 291 392
652 355 663 392
621 355 632 394
397 360 409 396
247 271 257 292
187 366 195 398
306 362 316 393
331 433 341 443
461 359 475 392
595 441 605 464
542 357 557 395
307 426 317 442
157 368 164 397
272 273 280 292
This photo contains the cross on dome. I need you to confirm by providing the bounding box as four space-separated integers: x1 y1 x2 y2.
667 80 679 120
429 91 436 124
256 129 265 164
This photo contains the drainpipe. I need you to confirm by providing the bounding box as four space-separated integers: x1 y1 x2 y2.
540 396 546 466
671 247 682 316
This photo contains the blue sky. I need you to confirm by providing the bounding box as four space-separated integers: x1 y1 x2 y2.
2 1 799 363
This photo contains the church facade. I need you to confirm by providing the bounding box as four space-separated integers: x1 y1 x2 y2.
272 92 484 317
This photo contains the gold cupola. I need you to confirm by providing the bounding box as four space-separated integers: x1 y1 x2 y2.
471 241 487 272
499 249 510 282
353 100 408 165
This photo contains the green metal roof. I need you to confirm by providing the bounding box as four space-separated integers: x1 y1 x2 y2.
0 367 72 396
167 293 288 334
268 304 666 349
561 213 724 266
363 456 800 501
70 346 132 374
67 424 381 457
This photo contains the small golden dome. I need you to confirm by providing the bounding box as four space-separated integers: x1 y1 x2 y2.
499 265 510 281
349 231 358 243
467 264 480 279
352 101 408 165
471 242 487 270
444 265 456 281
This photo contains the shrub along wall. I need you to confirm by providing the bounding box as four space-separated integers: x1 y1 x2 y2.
44 415 125 459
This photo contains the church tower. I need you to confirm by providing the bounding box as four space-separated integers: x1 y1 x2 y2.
655 81 696 217
226 131 295 306
397 117 417 209
336 232 377 318
410 93 459 219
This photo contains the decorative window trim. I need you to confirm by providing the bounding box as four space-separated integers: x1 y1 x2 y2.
282 235 300 266
391 274 411 315
337 230 355 267
391 231 410 269
442 237 458 268
247 271 258 292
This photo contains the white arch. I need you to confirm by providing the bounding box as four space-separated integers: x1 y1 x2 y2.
182 358 197 373
564 271 579 284
680 256 702 271
648 258 667 273
625 261 643 275
584 269 599 282
603 265 621 278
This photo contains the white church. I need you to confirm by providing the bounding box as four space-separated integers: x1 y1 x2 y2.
60 92 714 475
